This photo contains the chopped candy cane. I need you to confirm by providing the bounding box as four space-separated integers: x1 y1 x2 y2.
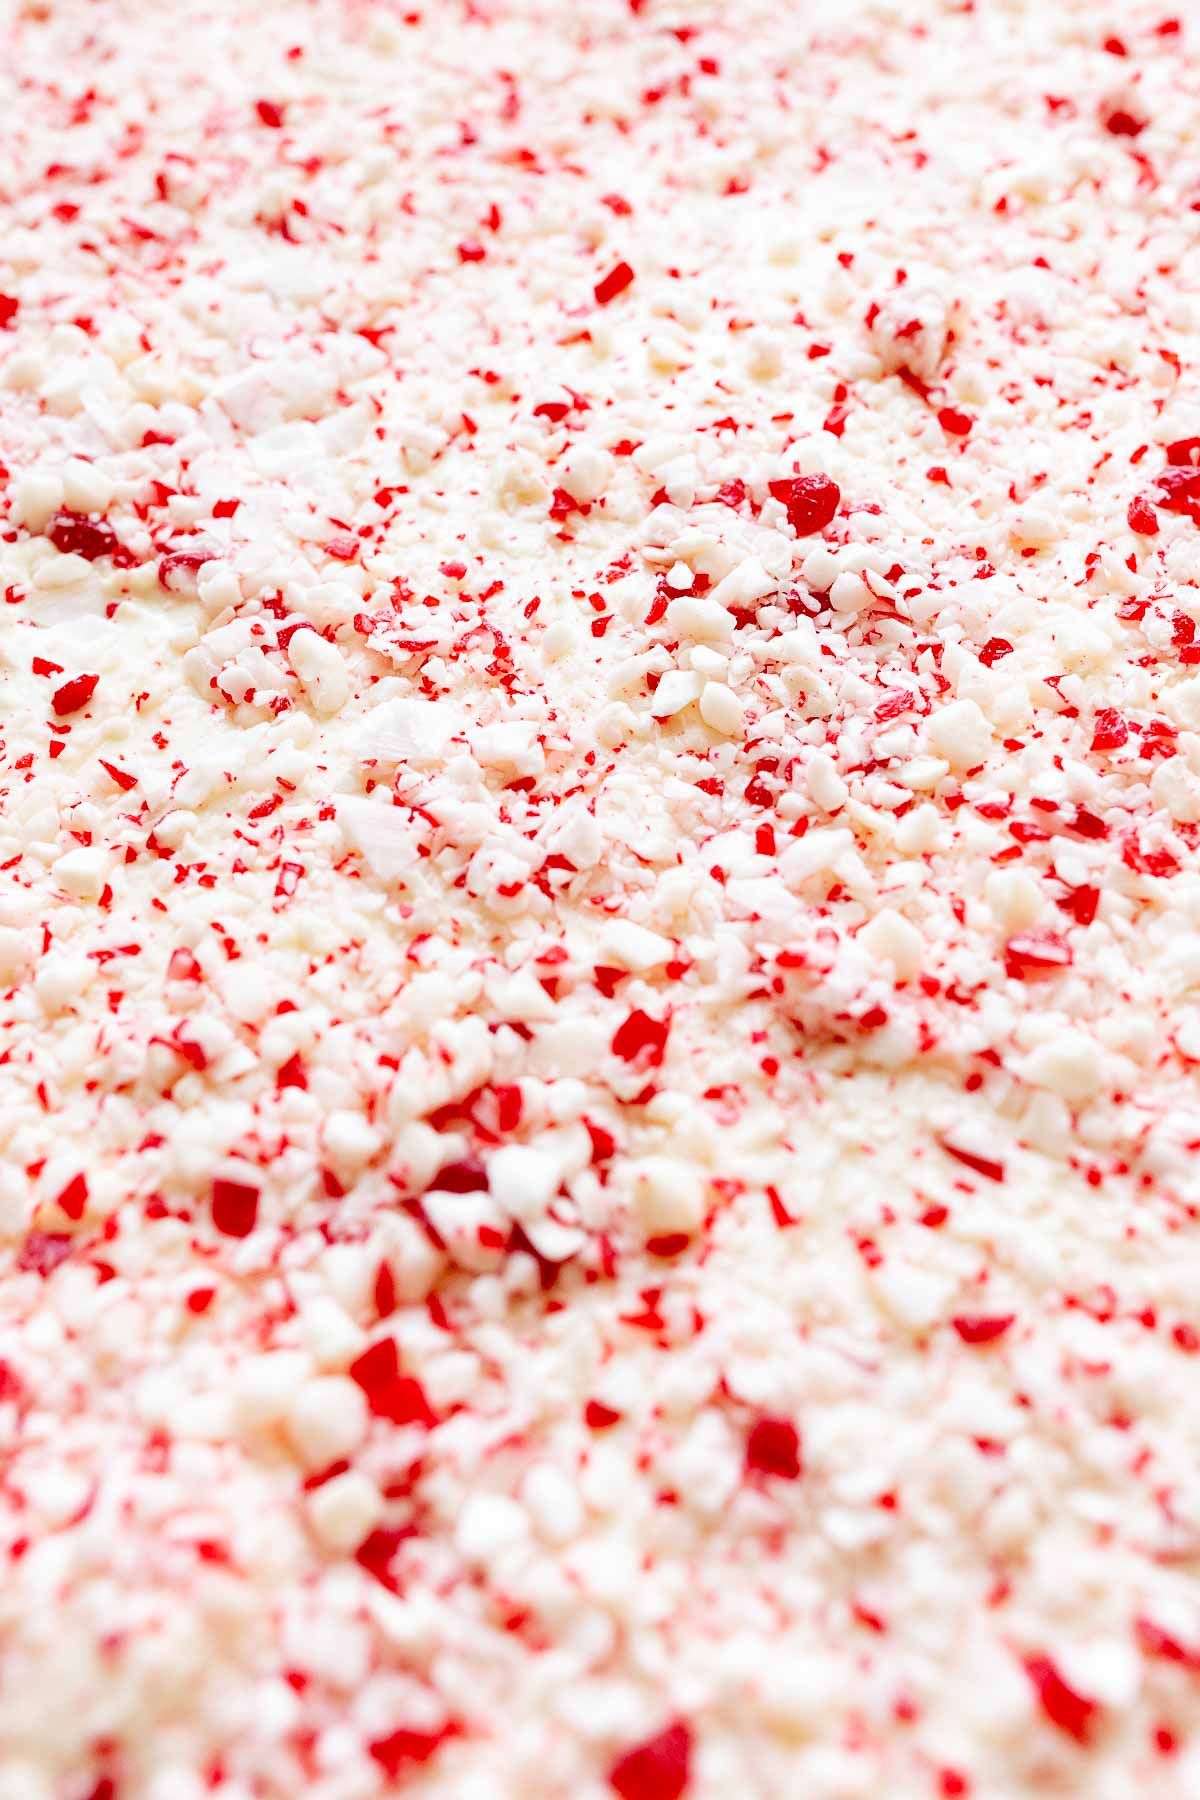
0 4 1194 1795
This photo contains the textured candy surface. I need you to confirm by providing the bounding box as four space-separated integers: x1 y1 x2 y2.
0 3 1199 1797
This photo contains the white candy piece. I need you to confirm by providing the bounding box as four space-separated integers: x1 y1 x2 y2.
630 1157 705 1238
926 698 992 770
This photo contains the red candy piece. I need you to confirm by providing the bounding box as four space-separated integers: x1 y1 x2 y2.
746 1416 803 1480
595 261 635 305
608 1722 693 1800
211 1178 259 1238
952 1315 1015 1345
768 473 841 535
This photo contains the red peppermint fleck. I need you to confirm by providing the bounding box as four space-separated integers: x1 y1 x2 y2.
167 947 203 982
594 261 635 305
585 1399 622 1429
549 486 582 521
608 1721 693 1800
1157 466 1200 522
457 241 486 263
158 549 211 591
275 861 304 899
158 1026 204 1072
1127 494 1159 535
324 535 359 561
256 99 285 128
1136 1617 1200 1672
46 512 119 561
1068 805 1108 841
99 759 138 792
483 1083 523 1134
276 1054 307 1090
55 1174 88 1221
1004 933 1071 980
1122 836 1179 878
611 1009 670 1067
768 473 841 536
369 1725 454 1779
940 1141 1005 1183
646 1233 690 1259
374 1260 397 1319
1023 1655 1101 1745
938 406 973 437
16 1232 74 1276
211 1178 259 1238
1090 708 1128 752
430 1156 488 1194
952 1314 1015 1345
1103 107 1147 138
1140 717 1178 761
51 673 99 716
349 1337 436 1426
746 1416 803 1480
0 295 18 329
978 637 1013 667
585 1118 617 1163
356 1524 409 1589
594 966 626 1000
1059 884 1099 927
874 688 914 722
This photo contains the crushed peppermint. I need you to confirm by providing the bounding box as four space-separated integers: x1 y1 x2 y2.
608 1722 694 1800
0 1 1197 1795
